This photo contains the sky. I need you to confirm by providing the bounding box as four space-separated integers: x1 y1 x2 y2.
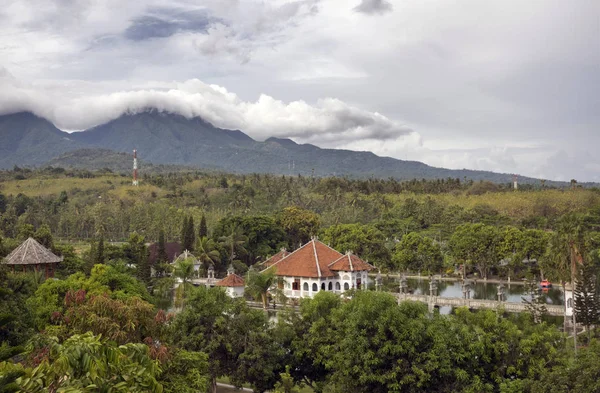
0 0 598 181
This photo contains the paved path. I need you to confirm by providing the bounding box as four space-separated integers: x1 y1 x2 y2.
217 382 254 392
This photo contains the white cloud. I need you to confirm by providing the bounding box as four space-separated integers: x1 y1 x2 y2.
0 70 414 144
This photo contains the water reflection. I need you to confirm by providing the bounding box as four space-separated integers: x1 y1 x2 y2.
383 277 564 305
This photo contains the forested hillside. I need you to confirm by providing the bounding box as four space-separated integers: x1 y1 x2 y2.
2 167 600 392
1 111 587 186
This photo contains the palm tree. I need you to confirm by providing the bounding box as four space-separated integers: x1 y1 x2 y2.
246 268 280 309
219 227 247 265
195 236 220 272
543 233 572 333
174 257 195 308
557 214 587 353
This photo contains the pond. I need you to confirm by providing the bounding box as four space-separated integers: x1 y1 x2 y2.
383 277 564 305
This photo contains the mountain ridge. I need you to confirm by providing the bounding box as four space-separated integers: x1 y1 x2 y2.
0 110 586 186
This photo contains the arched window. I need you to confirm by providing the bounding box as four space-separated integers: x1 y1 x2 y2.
321 283 326 290
303 282 309 291
312 283 318 292
335 282 341 290
343 274 350 280
344 282 350 291
328 282 333 291
567 298 573 308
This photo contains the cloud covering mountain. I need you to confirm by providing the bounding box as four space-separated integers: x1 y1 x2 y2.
0 0 598 181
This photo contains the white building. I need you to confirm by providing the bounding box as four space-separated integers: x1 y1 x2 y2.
263 238 374 299
173 250 202 276
564 282 574 317
216 266 246 298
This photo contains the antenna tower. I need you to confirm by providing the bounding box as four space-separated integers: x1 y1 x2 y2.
132 149 139 186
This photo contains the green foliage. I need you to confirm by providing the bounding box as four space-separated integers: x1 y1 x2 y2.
124 232 151 284
277 206 321 248
574 262 599 340
320 223 390 268
195 236 220 271
157 229 168 265
181 216 195 252
0 266 37 361
33 224 53 250
173 258 195 308
218 225 248 266
246 268 278 308
171 286 283 393
27 265 150 330
161 349 209 393
448 223 501 279
6 332 163 392
214 215 285 266
198 215 208 238
392 232 443 273
16 223 34 241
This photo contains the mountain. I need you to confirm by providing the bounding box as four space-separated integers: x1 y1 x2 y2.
0 112 86 168
45 148 197 173
0 110 573 185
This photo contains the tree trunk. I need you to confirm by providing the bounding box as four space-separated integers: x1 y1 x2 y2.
572 278 577 355
210 376 217 393
562 281 567 335
261 293 267 309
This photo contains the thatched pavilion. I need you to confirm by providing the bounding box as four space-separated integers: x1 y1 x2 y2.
2 237 63 278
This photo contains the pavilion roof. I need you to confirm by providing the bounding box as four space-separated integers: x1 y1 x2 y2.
2 237 63 265
328 252 374 272
261 249 290 268
266 239 343 278
216 273 245 287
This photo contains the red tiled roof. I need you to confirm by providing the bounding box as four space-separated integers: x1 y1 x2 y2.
216 273 245 287
262 249 290 268
329 253 374 272
268 239 343 278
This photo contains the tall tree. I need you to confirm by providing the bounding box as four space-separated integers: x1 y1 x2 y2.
157 229 168 264
246 268 277 309
557 213 588 352
174 258 196 308
392 232 443 274
574 262 599 342
171 287 282 393
276 207 320 248
181 216 189 248
126 232 150 284
320 224 390 269
33 224 54 250
448 223 501 280
186 216 195 251
95 234 105 266
198 215 208 239
195 237 220 271
218 227 248 266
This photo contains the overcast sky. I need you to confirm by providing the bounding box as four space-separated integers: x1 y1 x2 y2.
1 0 598 181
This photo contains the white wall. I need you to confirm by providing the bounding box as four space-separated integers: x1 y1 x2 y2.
279 272 369 298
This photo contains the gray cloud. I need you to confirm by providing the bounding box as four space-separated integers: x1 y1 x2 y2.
0 0 598 181
353 0 392 15
124 11 216 41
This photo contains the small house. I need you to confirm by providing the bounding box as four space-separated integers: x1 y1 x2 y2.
215 266 245 297
2 237 63 278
